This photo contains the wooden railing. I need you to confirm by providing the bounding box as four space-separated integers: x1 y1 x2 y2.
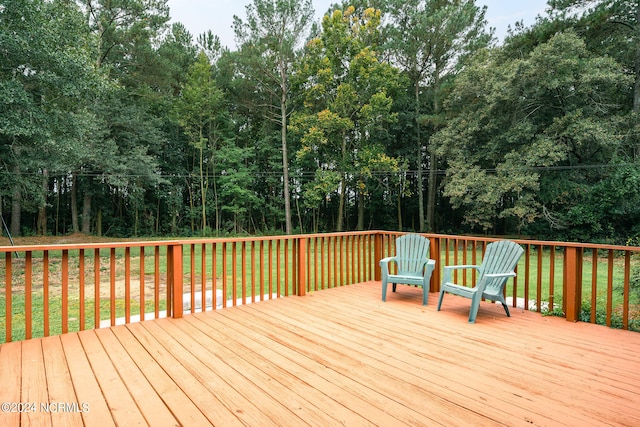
1 231 639 342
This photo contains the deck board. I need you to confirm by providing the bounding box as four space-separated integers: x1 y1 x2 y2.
232 298 487 425
214 301 442 426
137 320 290 427
59 333 116 427
108 325 213 427
92 328 179 427
21 339 51 426
1 281 640 426
41 336 84 427
123 322 245 426
151 317 339 426
0 342 22 427
181 314 381 426
77 329 148 426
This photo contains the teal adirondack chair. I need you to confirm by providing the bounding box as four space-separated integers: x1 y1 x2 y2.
380 234 436 306
437 240 524 323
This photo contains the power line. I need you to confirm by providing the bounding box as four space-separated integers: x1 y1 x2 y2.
6 162 639 180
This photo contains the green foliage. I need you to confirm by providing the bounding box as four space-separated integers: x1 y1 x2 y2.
578 301 640 332
435 30 633 237
291 6 401 231
233 0 316 234
0 0 105 227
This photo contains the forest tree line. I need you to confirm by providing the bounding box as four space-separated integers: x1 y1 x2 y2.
1 0 639 243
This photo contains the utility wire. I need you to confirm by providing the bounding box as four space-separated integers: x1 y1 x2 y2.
6 162 639 179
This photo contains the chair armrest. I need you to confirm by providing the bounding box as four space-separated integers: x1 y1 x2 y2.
442 265 480 285
417 258 436 269
484 272 516 279
443 265 479 271
475 272 517 296
379 256 397 279
425 259 436 280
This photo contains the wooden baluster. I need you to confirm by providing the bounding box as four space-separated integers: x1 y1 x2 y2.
43 250 49 336
62 250 69 333
79 249 85 330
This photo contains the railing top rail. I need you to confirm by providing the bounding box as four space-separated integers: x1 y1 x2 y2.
1 230 638 253
180 230 379 244
373 231 640 252
0 240 184 253
0 231 381 253
416 232 640 252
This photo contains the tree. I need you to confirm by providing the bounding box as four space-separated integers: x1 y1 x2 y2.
548 0 640 111
233 0 315 234
75 0 170 235
174 52 229 235
0 0 103 236
546 0 640 168
385 0 490 231
291 7 401 231
434 31 632 237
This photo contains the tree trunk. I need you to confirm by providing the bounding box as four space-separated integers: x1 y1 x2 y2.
426 152 437 232
186 177 195 233
37 169 48 235
71 175 79 233
415 81 425 232
337 176 346 232
96 209 102 236
337 132 348 232
281 81 292 234
54 177 61 235
10 189 21 237
198 129 207 235
426 69 442 232
357 188 365 231
82 193 91 234
296 196 304 234
397 188 403 231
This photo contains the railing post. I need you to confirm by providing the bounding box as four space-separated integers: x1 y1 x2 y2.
374 233 383 281
297 237 307 296
564 246 583 322
430 237 441 293
168 243 183 319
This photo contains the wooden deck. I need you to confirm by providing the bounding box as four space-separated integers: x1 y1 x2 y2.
1 281 639 426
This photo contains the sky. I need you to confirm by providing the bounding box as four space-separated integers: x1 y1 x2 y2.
166 0 550 49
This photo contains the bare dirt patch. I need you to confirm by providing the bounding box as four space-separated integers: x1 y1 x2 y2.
0 232 132 246
1 233 172 301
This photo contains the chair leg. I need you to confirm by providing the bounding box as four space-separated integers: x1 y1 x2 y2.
437 290 445 311
392 283 397 292
501 302 511 317
381 280 388 302
468 295 481 323
422 286 428 306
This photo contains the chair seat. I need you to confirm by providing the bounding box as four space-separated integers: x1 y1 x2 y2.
441 282 476 298
388 272 424 281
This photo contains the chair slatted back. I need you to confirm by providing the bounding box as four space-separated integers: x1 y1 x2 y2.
477 240 524 294
396 234 431 275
